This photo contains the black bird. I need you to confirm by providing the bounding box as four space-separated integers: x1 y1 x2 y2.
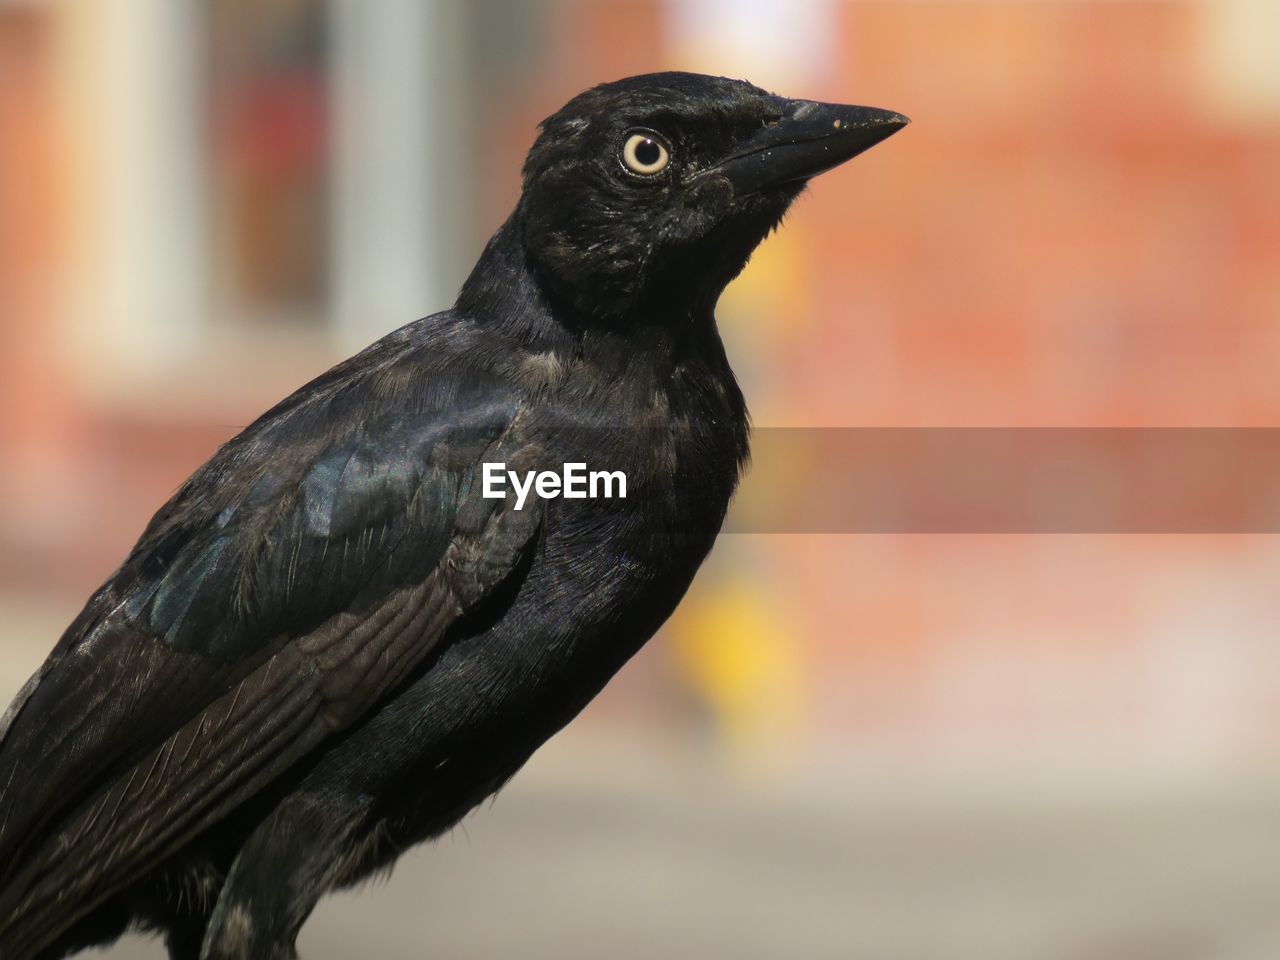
0 72 905 959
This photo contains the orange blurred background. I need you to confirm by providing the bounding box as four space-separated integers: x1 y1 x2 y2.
3 2 1280 957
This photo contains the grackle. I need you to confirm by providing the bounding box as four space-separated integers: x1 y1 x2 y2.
0 72 906 959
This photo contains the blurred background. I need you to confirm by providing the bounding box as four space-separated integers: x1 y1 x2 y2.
3 1 1280 957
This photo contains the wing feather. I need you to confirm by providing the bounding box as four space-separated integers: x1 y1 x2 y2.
0 326 545 955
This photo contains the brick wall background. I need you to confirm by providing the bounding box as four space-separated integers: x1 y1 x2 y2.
3 0 1280 764
5 2 1280 956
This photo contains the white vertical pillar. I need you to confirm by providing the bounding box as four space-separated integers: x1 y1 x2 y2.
1198 0 1280 122
330 0 469 350
663 0 837 89
63 0 205 375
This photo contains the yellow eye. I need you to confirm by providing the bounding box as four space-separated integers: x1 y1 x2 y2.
621 132 670 175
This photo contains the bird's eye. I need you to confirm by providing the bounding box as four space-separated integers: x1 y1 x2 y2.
621 131 670 176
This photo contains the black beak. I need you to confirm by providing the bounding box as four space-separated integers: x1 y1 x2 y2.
714 99 909 196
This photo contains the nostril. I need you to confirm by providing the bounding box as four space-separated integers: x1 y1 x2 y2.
787 100 821 121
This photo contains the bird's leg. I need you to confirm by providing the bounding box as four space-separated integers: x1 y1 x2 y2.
200 792 368 960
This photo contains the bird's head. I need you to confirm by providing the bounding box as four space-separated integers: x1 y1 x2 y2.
515 71 907 324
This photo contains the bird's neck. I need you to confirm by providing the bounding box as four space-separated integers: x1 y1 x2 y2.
455 215 575 352
456 214 726 372
456 214 748 461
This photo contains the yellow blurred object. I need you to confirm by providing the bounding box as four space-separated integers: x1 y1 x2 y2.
719 225 813 337
669 578 807 769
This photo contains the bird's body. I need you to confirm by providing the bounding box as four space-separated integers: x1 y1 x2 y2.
0 73 904 958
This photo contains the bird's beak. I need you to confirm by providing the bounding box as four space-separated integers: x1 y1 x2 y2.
713 99 909 196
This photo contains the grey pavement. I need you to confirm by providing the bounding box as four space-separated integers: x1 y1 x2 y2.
3 596 1280 960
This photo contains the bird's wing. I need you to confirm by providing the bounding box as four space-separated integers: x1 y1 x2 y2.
0 334 544 948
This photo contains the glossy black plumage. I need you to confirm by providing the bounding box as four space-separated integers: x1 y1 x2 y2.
0 72 905 959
